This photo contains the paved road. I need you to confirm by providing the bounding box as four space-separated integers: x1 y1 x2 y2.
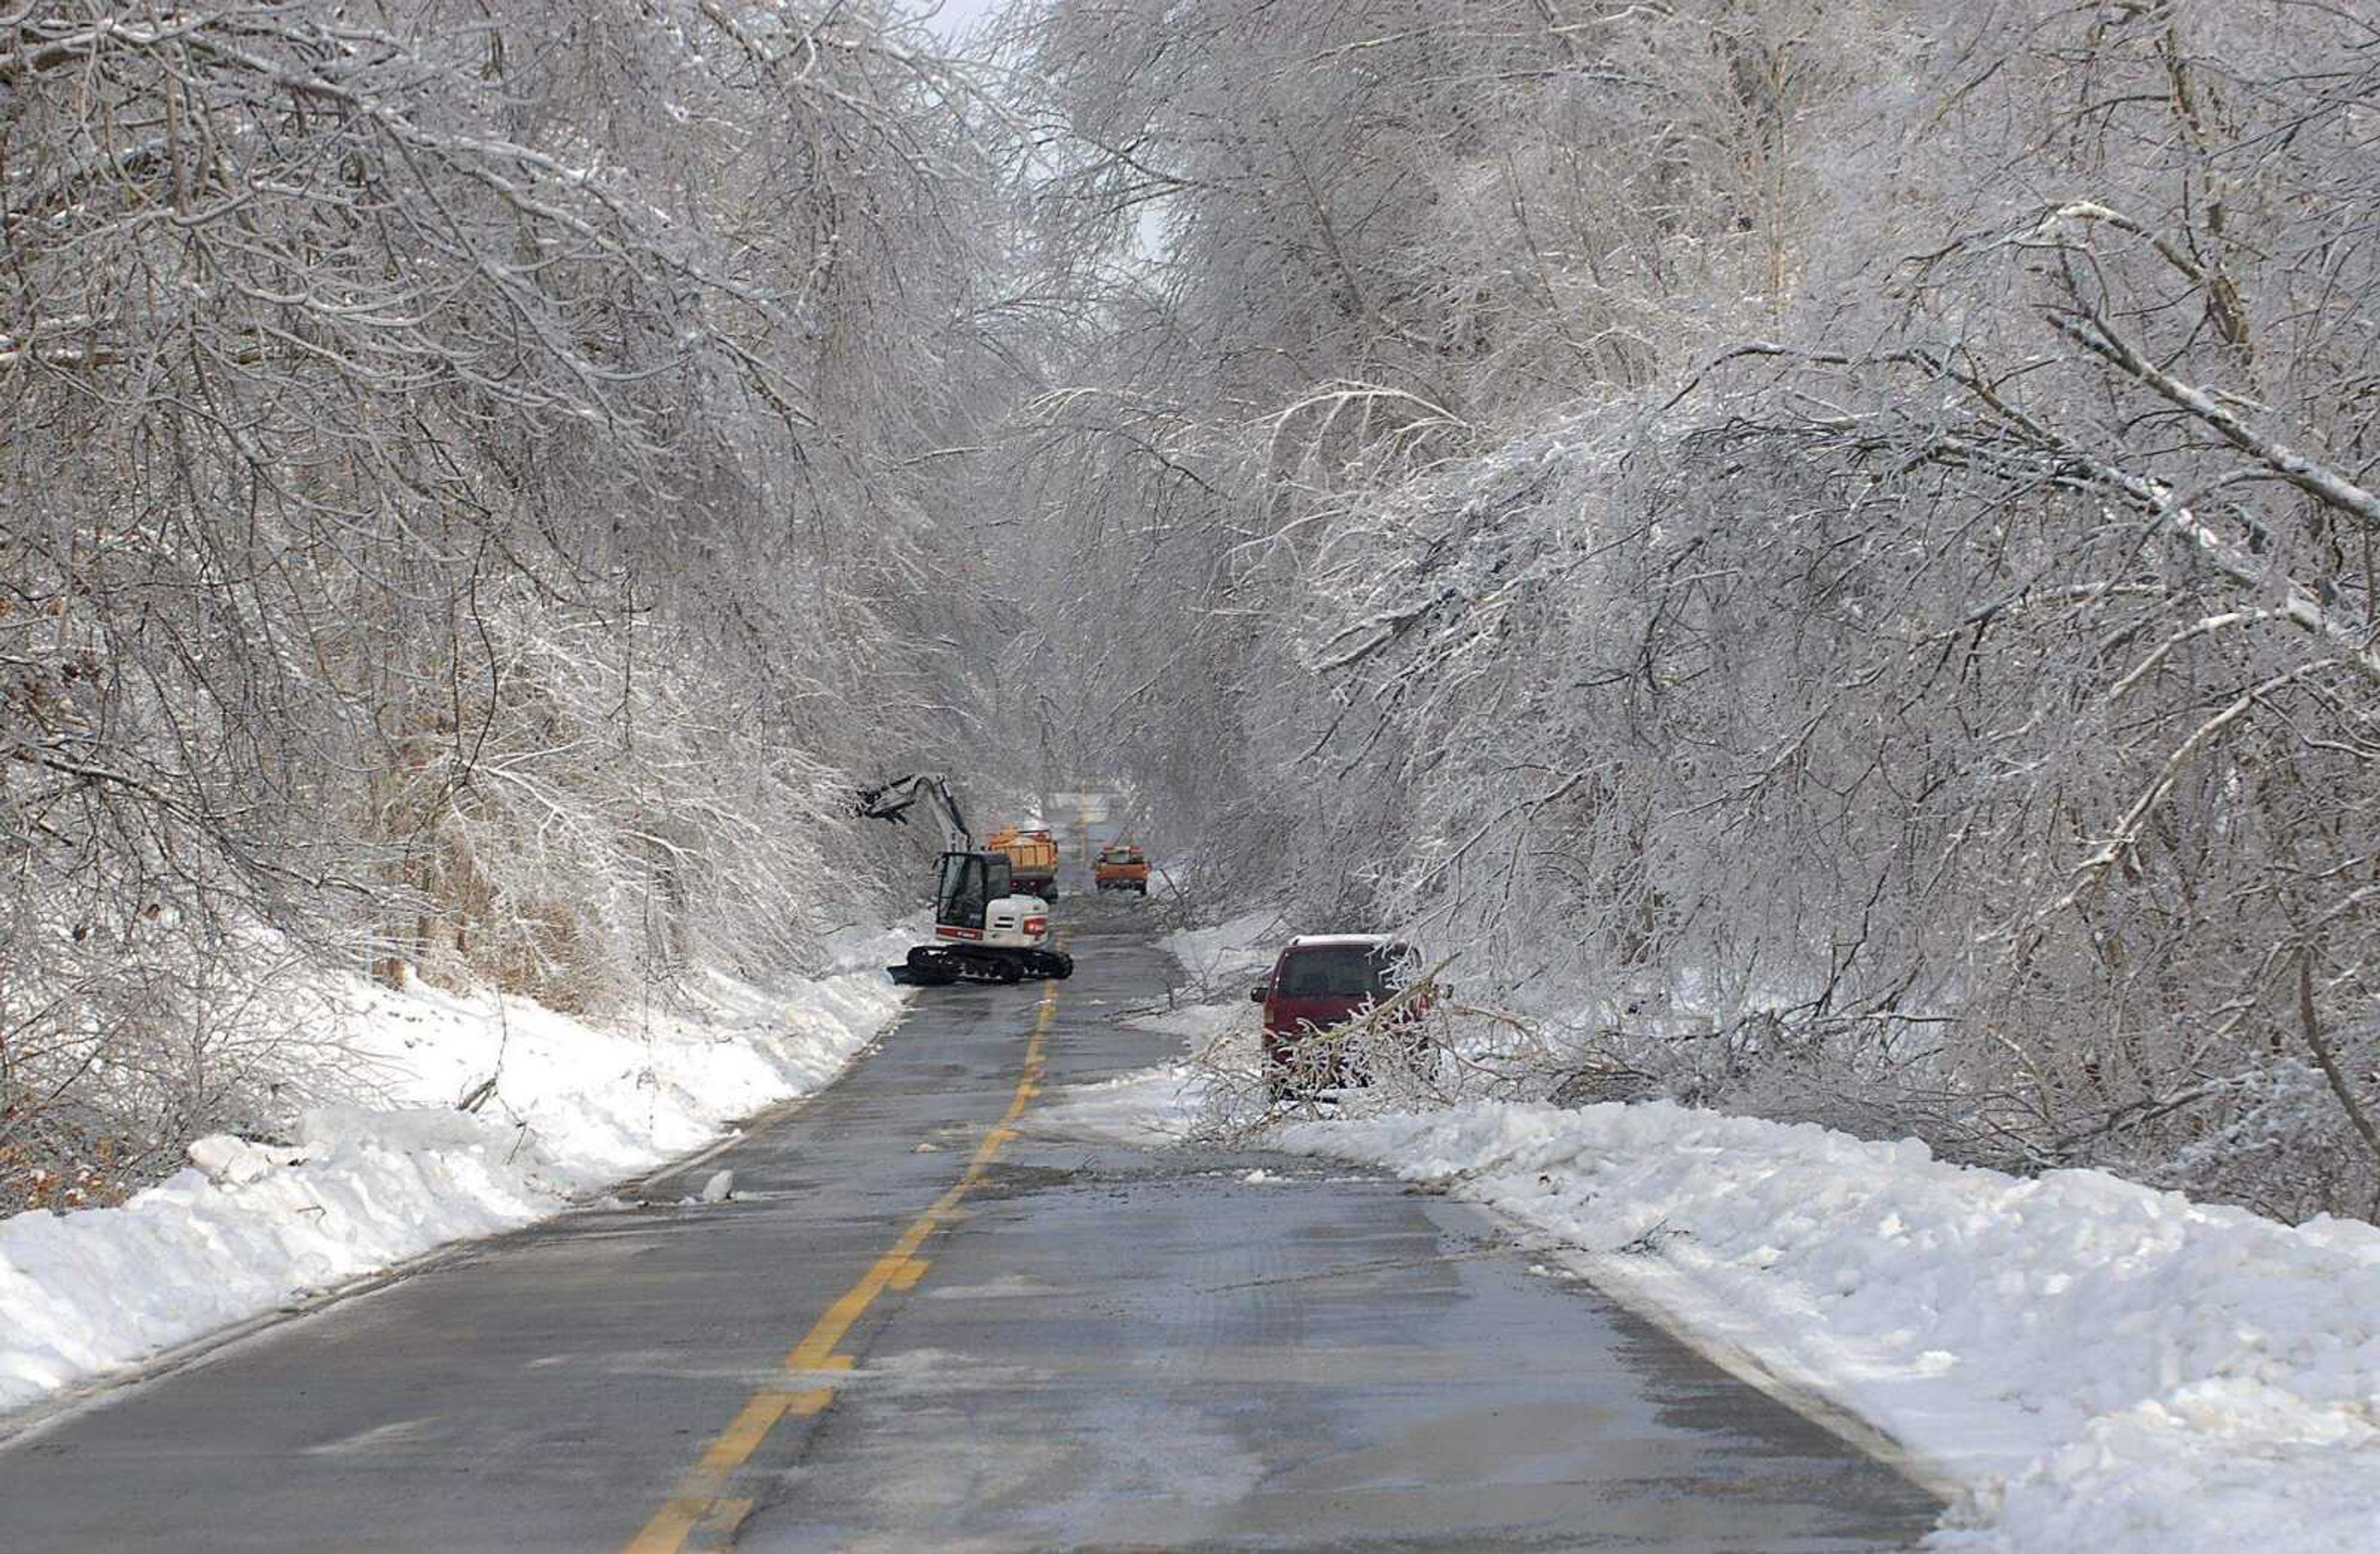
0 910 1939 1550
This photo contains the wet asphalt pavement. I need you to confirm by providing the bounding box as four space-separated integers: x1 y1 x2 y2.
0 897 1942 1550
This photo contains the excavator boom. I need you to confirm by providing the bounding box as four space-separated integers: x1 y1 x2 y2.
853 773 972 850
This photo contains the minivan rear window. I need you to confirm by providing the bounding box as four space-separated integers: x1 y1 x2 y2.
1276 944 1413 998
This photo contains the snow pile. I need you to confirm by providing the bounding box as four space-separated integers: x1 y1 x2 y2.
1032 916 1282 1146
1034 1001 1237 1147
1273 1100 2380 1552
0 950 908 1415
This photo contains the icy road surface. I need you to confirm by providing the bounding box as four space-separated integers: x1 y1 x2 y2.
0 915 1937 1550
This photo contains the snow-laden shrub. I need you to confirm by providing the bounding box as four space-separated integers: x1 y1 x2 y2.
362 595 845 1011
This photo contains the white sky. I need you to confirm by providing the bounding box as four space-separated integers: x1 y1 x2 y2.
915 0 1008 42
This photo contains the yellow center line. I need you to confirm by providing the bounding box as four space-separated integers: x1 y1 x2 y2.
624 983 1060 1554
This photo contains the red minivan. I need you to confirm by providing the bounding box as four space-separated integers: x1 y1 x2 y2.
1250 934 1427 1100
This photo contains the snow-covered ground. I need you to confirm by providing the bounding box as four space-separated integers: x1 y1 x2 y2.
1036 1001 1225 1146
0 923 915 1416
1052 913 2380 1553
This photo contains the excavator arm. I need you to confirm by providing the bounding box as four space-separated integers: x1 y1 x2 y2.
853 773 973 851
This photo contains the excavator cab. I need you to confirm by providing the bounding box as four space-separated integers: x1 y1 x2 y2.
892 848 1066 985
934 851 1012 934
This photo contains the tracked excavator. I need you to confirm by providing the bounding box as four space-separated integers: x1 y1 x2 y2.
855 774 1075 986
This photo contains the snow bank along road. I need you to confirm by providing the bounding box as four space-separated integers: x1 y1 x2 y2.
0 915 1939 1550
0 950 912 1419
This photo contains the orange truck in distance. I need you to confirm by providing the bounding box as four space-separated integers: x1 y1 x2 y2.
986 826 1059 900
1094 842 1151 895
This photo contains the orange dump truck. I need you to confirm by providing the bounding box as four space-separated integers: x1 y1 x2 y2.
986 826 1059 900
1094 842 1151 895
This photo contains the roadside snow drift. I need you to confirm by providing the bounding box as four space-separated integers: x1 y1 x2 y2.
1275 1100 2380 1553
0 931 910 1415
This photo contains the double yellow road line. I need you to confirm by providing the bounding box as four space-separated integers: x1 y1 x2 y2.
625 983 1059 1553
